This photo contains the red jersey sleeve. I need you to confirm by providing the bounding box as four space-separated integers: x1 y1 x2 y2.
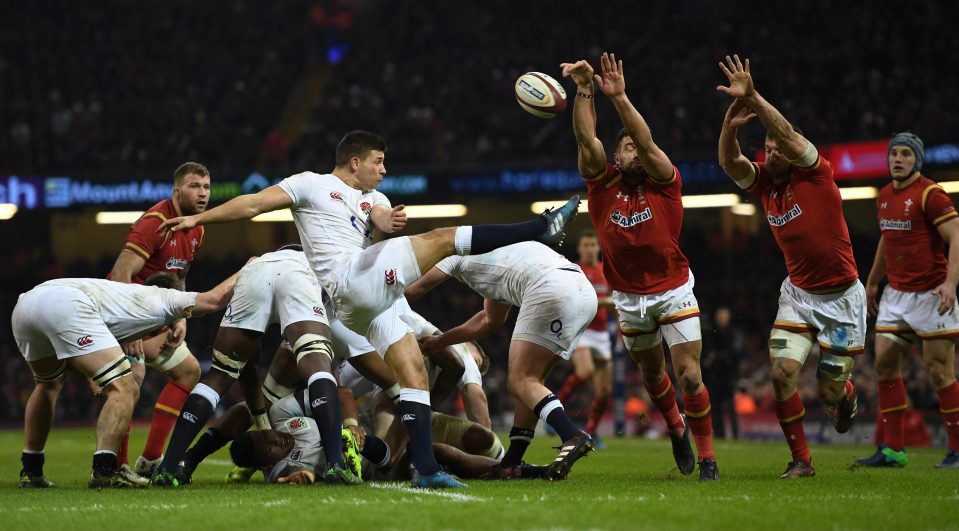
922 184 959 227
792 154 832 184
124 212 168 260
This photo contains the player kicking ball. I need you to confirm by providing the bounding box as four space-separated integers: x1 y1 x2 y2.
408 241 599 480
14 273 237 488
858 133 959 469
158 131 579 488
717 55 863 478
153 246 360 486
561 53 718 480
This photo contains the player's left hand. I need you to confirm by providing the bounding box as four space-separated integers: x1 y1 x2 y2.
277 469 315 485
594 52 625 98
418 335 443 354
166 319 186 346
717 54 755 99
389 205 407 233
560 59 594 87
932 282 957 315
723 98 757 128
157 215 198 235
347 424 365 450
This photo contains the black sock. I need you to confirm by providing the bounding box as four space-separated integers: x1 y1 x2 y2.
533 394 581 442
184 427 230 472
93 451 117 476
501 427 535 467
400 399 441 475
360 434 391 468
21 451 44 476
160 393 215 472
308 374 345 467
469 218 548 254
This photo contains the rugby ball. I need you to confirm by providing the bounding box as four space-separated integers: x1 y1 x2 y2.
515 72 567 118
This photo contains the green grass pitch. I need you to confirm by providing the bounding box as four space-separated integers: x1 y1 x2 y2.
0 427 956 530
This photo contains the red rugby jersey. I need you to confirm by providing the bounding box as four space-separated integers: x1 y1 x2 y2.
119 199 205 284
584 163 689 295
877 175 957 291
746 156 858 291
578 260 609 331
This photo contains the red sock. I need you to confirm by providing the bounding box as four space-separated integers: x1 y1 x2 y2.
683 386 715 460
936 380 959 452
776 392 810 463
878 377 907 452
557 373 584 404
646 373 684 434
874 411 885 446
116 426 131 467
586 395 610 434
142 380 191 460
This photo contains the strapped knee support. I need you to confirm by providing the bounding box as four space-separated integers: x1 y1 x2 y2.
292 334 334 364
768 329 814 365
92 356 132 388
816 352 854 382
33 360 67 382
263 373 296 403
211 349 247 379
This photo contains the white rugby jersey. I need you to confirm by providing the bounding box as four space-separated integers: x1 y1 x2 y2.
32 278 197 343
435 241 577 307
266 413 324 483
278 172 390 294
397 304 483 389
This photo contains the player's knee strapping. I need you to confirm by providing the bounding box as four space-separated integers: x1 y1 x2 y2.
816 352 854 382
768 329 813 364
92 356 133 388
32 360 67 382
292 334 334 364
263 373 296 403
211 349 246 379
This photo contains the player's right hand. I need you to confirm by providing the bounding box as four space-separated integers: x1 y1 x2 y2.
346 425 365 450
560 60 594 87
723 98 757 128
866 284 880 318
157 215 197 235
717 54 755 99
594 52 625 98
418 335 443 354
121 339 144 361
277 469 315 485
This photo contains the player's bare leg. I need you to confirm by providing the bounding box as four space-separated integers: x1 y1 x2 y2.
629 342 696 475
769 331 816 478
923 339 959 468
505 340 593 481
114 359 145 474
19 358 66 488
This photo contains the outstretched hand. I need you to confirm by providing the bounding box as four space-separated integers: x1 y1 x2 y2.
157 215 198 235
723 98 757 128
560 60 594 87
717 54 755 99
594 52 625 98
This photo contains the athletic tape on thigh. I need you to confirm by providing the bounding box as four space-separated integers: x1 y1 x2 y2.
149 342 192 373
91 356 132 388
292 334 334 364
32 360 67 382
211 349 247 379
816 352 854 382
263 373 296 403
768 328 813 364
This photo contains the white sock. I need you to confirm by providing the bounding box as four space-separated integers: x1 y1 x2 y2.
453 226 473 256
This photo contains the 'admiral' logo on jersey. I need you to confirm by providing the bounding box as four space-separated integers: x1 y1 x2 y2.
360 201 372 215
879 218 912 231
166 257 189 270
610 207 652 228
767 204 802 227
385 268 397 286
313 306 325 317
77 335 93 347
330 192 344 202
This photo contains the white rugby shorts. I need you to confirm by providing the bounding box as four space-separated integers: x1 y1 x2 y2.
574 328 613 359
220 258 329 333
876 285 959 344
773 278 866 355
512 267 598 360
615 271 701 351
13 284 120 361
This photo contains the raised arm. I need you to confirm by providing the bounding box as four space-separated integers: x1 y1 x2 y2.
594 52 674 183
718 98 759 188
159 185 294 234
717 54 809 161
561 59 607 178
865 236 887 318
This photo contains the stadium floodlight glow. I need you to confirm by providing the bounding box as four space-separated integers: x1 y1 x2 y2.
95 211 144 224
0 203 17 220
404 204 468 218
682 194 740 208
253 204 469 222
730 203 756 216
938 181 959 194
838 187 878 200
529 200 590 214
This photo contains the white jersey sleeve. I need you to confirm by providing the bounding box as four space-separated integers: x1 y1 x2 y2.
277 172 312 208
266 416 324 483
435 256 462 276
451 343 483 388
372 190 391 209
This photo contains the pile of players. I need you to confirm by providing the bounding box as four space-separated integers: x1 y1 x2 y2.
13 52 959 490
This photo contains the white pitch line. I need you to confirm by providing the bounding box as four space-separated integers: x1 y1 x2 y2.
202 458 236 467
370 481 484 502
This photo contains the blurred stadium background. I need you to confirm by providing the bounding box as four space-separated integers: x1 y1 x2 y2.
1 0 957 449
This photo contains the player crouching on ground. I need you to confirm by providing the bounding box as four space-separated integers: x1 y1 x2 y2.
408 241 598 481
14 272 238 488
858 133 959 469
716 54 863 478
